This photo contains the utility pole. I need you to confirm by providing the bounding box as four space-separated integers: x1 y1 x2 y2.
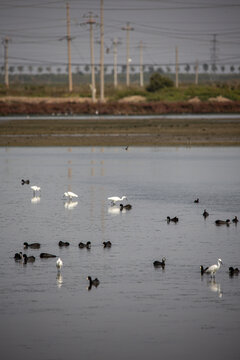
122 22 134 87
3 37 9 89
84 12 97 102
112 38 121 88
66 3 73 92
139 41 144 87
100 0 104 102
195 59 199 85
175 46 179 88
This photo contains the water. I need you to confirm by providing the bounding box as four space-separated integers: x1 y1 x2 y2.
0 146 239 360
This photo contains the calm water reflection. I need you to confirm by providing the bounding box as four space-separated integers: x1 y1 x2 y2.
0 147 239 360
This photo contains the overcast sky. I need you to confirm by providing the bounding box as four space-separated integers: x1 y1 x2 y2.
0 0 240 70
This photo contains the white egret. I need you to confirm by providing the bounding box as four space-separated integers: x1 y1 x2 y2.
206 259 223 277
31 185 41 197
56 258 63 271
64 191 78 201
108 195 127 205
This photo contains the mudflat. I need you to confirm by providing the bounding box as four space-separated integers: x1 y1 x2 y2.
1 116 240 146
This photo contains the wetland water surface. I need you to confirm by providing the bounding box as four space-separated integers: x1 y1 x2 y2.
0 147 239 360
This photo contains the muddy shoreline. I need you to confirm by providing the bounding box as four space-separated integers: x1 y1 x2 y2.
1 99 240 146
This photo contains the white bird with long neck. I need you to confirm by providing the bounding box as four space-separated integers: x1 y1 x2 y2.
206 259 223 277
56 258 63 272
108 196 127 205
64 191 78 201
31 185 41 197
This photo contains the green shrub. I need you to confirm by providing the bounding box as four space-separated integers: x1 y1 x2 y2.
146 73 174 92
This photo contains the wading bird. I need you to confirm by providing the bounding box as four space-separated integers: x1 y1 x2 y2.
205 259 223 277
108 196 127 205
63 191 78 201
56 258 63 271
31 185 41 197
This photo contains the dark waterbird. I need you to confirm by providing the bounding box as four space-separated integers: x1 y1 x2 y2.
232 216 239 224
194 198 199 203
200 265 209 275
14 252 23 260
87 276 100 289
215 219 230 226
103 241 112 248
229 267 239 276
153 257 166 268
23 242 41 249
167 216 179 223
21 179 30 185
23 254 36 263
120 203 132 211
202 209 209 218
40 253 57 258
58 241 70 247
79 241 91 249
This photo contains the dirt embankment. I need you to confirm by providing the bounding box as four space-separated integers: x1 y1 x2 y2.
1 97 240 116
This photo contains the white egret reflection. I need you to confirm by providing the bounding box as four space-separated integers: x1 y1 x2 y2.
107 206 125 215
64 201 78 209
207 279 223 298
31 196 41 204
56 273 63 288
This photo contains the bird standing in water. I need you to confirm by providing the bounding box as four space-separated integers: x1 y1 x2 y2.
56 258 63 272
206 259 223 277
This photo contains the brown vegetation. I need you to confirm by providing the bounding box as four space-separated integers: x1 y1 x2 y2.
1 98 240 116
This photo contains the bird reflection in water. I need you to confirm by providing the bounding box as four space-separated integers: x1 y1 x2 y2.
64 201 78 209
207 278 223 298
107 206 123 215
31 196 41 204
56 273 63 288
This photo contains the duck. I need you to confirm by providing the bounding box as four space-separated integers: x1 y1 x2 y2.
229 267 239 276
167 216 179 223
14 252 23 260
21 179 30 185
120 203 132 211
202 209 209 218
23 242 41 249
40 253 57 258
78 241 91 249
200 265 209 275
232 216 239 223
205 259 223 277
153 257 166 268
58 241 70 247
87 276 100 288
103 241 112 248
194 198 199 203
23 254 36 263
215 219 230 226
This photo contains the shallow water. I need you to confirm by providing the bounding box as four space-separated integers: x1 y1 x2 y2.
0 146 239 360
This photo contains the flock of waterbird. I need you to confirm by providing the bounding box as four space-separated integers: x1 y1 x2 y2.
164 198 239 278
18 180 239 286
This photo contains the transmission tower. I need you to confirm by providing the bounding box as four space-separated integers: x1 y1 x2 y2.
210 34 218 71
